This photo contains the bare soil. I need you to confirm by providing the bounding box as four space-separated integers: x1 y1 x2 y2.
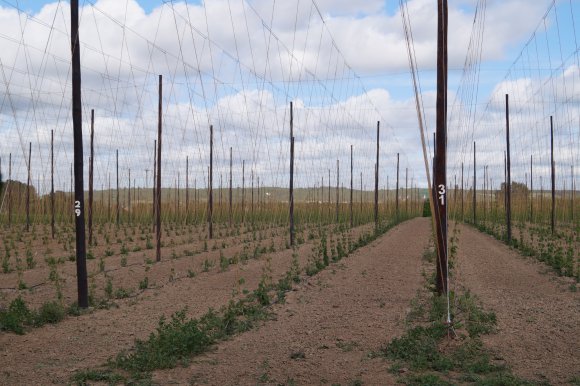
454 223 580 385
148 217 431 385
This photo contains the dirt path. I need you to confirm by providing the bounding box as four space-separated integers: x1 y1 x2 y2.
152 217 431 385
455 224 580 385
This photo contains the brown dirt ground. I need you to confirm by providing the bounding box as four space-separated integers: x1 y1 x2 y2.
151 217 431 385
454 223 580 385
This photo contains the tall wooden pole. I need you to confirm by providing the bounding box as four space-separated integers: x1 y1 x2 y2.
155 75 162 262
461 162 464 221
51 130 55 239
128 169 131 223
26 142 31 231
229 147 232 227
153 140 156 230
396 153 400 220
530 155 533 221
8 153 11 226
336 159 339 222
405 167 409 216
186 156 189 223
374 121 380 228
116 149 120 226
242 160 245 224
71 0 88 308
289 102 295 245
350 144 353 228
505 94 512 242
88 110 94 244
473 142 477 224
572 165 575 222
434 0 449 296
208 125 214 238
550 116 555 234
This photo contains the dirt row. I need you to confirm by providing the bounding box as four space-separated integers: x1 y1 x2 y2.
1 218 578 385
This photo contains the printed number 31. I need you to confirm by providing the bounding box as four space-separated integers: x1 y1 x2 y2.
437 184 446 206
74 200 81 217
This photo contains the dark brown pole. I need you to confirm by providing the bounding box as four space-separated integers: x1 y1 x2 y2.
405 167 409 216
350 145 353 228
336 159 339 222
572 165 575 222
289 102 295 245
550 116 555 234
229 147 232 227
51 130 55 239
108 173 111 221
461 162 464 221
374 121 380 228
116 149 120 226
251 169 254 221
208 125 213 239
530 155 533 221
71 0 88 308
506 94 512 242
242 160 245 223
473 141 476 224
88 110 94 244
128 169 131 223
186 156 189 223
396 153 400 220
153 140 156 230
7 153 11 226
26 142 31 231
434 0 448 296
156 75 162 261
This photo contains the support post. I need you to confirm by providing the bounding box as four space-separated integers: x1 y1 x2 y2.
155 75 162 262
208 125 213 239
350 144 353 228
396 153 400 220
374 121 380 228
26 142 31 231
88 110 94 244
71 0 88 307
336 159 339 222
506 94 512 242
51 130 55 239
550 116 555 234
434 0 449 296
289 102 295 245
229 147 232 227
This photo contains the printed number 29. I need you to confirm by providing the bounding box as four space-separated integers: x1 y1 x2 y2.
74 200 81 217
437 184 446 206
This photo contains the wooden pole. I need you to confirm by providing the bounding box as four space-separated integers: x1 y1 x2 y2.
208 125 214 239
26 142 31 231
572 165 575 222
374 121 380 228
396 153 400 220
155 75 162 262
241 160 245 224
350 144 353 228
550 115 555 234
229 147 232 227
530 155 533 221
116 149 120 226
434 0 449 297
71 0 88 308
289 102 295 245
88 110 94 244
336 159 339 223
128 169 131 223
405 167 409 216
8 153 11 226
473 141 476 224
506 94 512 242
461 162 464 221
51 130 55 239
186 156 189 223
153 140 156 230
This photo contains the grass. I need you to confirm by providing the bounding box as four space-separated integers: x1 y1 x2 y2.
0 297 67 334
382 245 544 386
